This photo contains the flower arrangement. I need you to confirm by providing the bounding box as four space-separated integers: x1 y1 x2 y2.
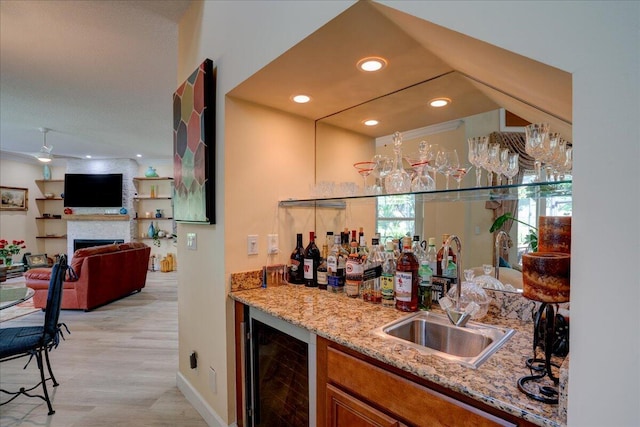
0 239 26 264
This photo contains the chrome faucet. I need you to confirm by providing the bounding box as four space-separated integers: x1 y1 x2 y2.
443 234 462 310
494 231 510 281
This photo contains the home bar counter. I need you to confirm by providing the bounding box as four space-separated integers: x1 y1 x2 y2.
230 283 566 427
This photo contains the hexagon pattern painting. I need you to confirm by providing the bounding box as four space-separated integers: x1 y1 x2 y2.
172 59 216 224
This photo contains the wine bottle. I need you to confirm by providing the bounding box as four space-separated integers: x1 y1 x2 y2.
303 231 320 287
289 233 305 284
327 234 345 293
395 236 419 312
317 243 329 290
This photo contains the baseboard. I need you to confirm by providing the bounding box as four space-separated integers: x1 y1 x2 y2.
176 371 237 427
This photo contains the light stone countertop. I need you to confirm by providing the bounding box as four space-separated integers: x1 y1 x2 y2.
229 283 565 427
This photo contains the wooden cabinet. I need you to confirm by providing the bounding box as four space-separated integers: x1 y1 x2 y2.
327 384 407 427
318 337 527 427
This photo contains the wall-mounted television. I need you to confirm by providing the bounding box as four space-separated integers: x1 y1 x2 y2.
64 173 123 208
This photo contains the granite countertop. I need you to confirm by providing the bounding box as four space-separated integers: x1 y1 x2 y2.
229 283 566 427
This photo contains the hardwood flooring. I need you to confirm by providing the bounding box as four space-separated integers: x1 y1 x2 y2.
0 271 208 426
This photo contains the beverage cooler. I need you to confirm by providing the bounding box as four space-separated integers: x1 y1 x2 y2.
242 307 317 427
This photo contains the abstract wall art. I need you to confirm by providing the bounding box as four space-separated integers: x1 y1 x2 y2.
172 59 216 224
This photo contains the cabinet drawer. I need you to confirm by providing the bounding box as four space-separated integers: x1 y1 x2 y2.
327 347 515 427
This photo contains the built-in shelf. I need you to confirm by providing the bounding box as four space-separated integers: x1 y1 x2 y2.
36 217 65 220
36 198 63 201
36 235 67 239
279 180 572 207
133 177 174 181
134 197 172 200
134 217 174 221
63 214 130 221
35 179 64 183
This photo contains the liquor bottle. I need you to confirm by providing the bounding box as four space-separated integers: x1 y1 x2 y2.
418 259 433 310
436 234 457 276
345 239 363 298
395 236 419 312
426 237 438 275
303 231 320 287
325 231 334 251
412 235 425 262
288 233 305 284
358 228 369 259
327 234 345 293
445 255 457 278
381 241 396 307
317 243 329 290
363 237 383 303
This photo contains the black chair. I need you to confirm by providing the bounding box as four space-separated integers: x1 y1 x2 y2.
0 255 70 415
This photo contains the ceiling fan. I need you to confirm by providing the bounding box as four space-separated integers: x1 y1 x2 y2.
35 127 53 163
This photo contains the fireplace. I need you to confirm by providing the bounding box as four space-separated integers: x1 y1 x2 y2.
74 239 124 251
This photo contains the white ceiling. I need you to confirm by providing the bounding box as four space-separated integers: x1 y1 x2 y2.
0 0 192 166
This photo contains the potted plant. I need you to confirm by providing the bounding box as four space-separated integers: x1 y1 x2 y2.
0 239 26 266
490 213 538 252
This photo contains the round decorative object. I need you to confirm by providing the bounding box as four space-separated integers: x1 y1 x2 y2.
522 252 571 303
538 216 571 254
157 230 166 238
145 166 159 177
119 207 127 214
155 209 162 218
64 207 73 214
44 192 55 199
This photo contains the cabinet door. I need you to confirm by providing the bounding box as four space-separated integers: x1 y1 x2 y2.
327 384 406 427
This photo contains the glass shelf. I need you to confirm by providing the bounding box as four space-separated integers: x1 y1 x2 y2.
279 180 572 208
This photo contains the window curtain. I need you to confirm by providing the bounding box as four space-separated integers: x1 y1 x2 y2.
485 131 534 264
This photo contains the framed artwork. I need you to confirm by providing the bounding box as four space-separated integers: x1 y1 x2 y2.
26 254 49 268
499 108 529 132
0 186 28 211
172 58 216 224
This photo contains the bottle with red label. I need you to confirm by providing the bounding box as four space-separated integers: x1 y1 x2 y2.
345 239 363 298
303 231 320 287
395 236 419 312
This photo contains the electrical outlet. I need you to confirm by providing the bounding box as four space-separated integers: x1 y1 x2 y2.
187 232 197 250
267 234 279 254
247 235 258 255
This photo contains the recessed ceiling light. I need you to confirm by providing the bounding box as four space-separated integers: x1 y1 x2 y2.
357 57 387 72
85 155 92 159
136 154 142 158
363 119 379 126
292 94 311 104
429 98 451 108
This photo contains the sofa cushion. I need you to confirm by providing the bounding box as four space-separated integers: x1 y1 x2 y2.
71 244 120 277
24 267 53 281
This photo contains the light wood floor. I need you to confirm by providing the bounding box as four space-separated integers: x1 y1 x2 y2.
0 271 208 426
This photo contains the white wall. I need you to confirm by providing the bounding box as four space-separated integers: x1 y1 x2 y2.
177 2 639 426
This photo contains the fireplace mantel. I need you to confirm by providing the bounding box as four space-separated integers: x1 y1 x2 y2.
64 214 130 221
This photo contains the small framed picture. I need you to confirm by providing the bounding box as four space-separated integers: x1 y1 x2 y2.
0 186 28 211
26 254 49 268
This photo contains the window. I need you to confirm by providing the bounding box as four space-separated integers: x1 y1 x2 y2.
376 195 417 243
516 174 572 263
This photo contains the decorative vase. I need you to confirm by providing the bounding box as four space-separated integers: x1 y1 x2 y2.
43 164 51 180
145 166 158 178
120 207 127 215
2 257 13 267
148 222 155 238
155 209 162 218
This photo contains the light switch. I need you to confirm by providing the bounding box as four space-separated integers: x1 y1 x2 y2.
247 235 258 255
187 232 197 250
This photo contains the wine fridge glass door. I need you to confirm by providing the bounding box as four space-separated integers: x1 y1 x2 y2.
248 307 317 427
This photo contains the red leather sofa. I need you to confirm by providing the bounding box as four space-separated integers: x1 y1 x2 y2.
25 242 151 311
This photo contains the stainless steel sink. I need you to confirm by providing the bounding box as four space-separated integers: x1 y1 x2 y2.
372 311 515 369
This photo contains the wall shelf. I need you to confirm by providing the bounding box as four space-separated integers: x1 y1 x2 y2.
279 180 572 207
134 217 174 221
36 235 67 239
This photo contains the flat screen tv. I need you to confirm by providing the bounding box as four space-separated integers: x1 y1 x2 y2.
64 173 123 208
